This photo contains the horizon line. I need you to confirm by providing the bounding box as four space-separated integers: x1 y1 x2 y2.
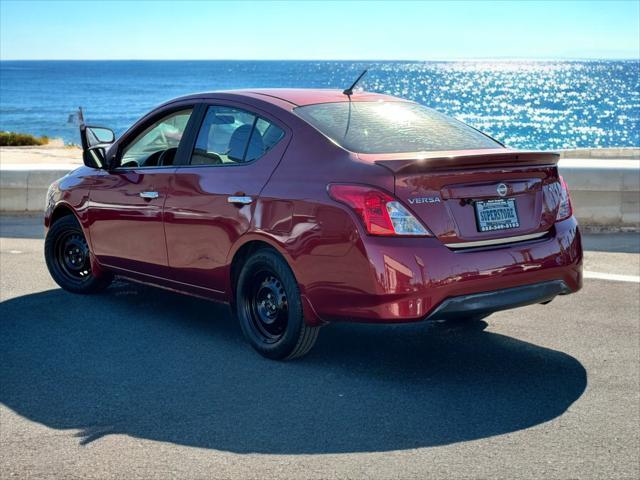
1 57 639 62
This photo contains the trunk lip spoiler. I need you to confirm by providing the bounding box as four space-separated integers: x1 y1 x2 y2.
366 149 560 174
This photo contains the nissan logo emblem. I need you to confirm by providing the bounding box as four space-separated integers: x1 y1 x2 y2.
496 183 508 197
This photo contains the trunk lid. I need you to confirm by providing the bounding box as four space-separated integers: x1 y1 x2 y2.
365 149 563 246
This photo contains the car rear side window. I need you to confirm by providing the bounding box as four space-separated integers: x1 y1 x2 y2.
190 106 284 166
294 101 501 154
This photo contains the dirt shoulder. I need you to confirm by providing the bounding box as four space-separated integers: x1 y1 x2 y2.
0 144 82 166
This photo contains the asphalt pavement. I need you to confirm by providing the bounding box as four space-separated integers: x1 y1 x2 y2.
1 215 638 479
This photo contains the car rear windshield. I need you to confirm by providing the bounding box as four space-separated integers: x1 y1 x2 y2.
294 101 502 154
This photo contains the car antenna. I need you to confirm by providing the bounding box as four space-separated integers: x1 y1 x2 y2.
343 69 368 96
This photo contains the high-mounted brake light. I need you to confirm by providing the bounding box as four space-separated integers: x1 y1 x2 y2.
327 184 432 236
556 176 573 221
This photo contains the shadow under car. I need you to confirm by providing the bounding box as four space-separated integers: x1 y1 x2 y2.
0 282 587 454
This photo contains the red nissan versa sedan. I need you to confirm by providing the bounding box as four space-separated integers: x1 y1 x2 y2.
44 88 583 360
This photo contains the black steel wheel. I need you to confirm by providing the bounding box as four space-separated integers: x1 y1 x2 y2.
248 272 289 342
236 248 319 360
44 215 112 294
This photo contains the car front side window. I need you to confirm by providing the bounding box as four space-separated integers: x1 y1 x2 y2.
120 109 193 168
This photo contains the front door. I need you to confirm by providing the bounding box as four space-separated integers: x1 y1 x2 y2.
88 108 194 277
163 103 290 296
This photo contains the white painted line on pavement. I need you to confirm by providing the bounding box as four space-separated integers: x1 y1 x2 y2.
584 271 640 283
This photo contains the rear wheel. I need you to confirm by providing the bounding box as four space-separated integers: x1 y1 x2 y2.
44 215 112 294
236 249 319 360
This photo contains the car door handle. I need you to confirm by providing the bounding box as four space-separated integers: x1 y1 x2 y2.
139 191 159 199
227 195 253 205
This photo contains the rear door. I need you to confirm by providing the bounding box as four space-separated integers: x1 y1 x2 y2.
163 101 290 296
88 106 195 276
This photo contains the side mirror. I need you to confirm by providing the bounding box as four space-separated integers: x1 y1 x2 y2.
79 124 115 169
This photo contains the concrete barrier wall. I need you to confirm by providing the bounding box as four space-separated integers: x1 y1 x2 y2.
558 159 639 228
559 148 639 159
1 160 639 228
0 168 73 212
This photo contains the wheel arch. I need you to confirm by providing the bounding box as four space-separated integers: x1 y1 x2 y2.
44 204 113 290
47 202 90 241
46 201 107 275
227 233 324 326
228 235 291 295
49 203 77 226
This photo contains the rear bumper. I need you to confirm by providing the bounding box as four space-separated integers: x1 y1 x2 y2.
424 280 571 321
301 216 583 324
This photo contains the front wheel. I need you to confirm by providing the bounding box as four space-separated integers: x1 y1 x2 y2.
236 249 319 360
44 215 112 294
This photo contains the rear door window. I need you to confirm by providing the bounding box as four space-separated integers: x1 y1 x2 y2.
190 106 284 166
294 101 502 154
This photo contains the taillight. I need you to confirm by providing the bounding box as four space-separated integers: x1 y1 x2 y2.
556 176 573 221
327 184 432 236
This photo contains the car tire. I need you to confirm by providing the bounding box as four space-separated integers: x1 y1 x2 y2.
236 248 319 360
44 215 113 294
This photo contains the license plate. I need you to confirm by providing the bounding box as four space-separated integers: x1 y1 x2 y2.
474 198 519 232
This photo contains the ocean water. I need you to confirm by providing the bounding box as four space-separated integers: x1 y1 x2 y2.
0 60 638 150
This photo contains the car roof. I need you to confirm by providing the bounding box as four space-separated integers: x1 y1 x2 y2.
169 89 407 108
240 89 406 107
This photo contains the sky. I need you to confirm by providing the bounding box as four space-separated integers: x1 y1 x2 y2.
1 0 638 60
